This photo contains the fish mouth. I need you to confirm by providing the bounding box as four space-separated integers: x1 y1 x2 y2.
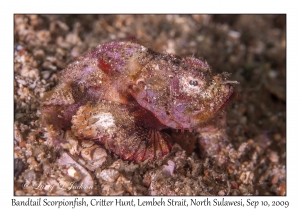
217 86 236 111
196 82 236 111
211 83 236 112
188 83 236 127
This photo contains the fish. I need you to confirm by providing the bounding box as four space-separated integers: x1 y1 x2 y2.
41 41 237 162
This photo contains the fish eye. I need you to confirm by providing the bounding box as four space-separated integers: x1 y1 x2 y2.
189 80 198 86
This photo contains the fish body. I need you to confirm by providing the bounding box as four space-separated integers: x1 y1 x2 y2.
41 41 235 162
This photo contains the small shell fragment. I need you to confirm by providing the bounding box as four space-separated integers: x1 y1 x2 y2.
99 169 120 182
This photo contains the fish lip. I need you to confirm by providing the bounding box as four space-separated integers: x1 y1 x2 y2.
189 84 235 112
222 80 239 85
216 85 236 111
188 84 235 126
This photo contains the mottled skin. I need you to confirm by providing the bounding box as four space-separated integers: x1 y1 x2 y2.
41 41 236 162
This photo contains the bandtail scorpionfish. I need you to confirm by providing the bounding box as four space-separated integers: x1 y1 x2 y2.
41 41 237 162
